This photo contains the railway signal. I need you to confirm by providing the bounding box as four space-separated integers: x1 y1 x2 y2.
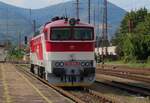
24 36 28 45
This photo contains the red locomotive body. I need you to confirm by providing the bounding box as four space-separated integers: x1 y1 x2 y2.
30 17 96 86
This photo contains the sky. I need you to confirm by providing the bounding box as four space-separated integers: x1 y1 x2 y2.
0 0 71 9
0 0 150 11
108 0 150 11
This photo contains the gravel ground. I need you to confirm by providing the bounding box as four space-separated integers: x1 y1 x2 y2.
92 74 150 103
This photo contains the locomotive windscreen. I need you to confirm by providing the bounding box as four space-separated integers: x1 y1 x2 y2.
51 28 71 40
51 27 94 40
74 28 93 40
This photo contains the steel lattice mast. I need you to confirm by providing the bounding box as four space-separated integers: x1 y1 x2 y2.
101 0 108 68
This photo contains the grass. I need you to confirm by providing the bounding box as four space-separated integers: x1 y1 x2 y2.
104 60 150 69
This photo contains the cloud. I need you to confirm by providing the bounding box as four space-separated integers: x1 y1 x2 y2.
0 0 71 9
1 0 150 10
108 0 150 11
11 0 24 4
22 0 71 9
0 0 24 5
46 0 70 4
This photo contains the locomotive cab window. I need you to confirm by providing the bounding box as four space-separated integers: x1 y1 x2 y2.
74 28 93 40
51 28 71 40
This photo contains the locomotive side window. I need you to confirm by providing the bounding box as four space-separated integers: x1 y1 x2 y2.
51 28 71 40
74 28 93 40
44 31 48 40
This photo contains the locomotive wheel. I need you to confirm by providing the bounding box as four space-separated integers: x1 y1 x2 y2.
43 71 46 80
37 67 45 79
39 67 43 78
42 67 46 79
37 66 40 77
30 64 35 74
40 67 45 79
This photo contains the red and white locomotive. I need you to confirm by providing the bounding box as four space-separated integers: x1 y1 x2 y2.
30 17 96 86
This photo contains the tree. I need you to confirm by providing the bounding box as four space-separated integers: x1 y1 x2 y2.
111 8 150 62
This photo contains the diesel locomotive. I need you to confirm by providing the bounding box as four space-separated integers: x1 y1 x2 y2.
30 17 96 86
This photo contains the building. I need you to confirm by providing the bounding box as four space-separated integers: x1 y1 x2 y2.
95 46 117 56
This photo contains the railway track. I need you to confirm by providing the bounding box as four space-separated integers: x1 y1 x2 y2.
62 85 118 103
18 64 150 98
95 80 150 96
97 68 150 76
16 65 118 103
96 67 150 97
97 64 150 70
97 69 150 84
63 87 118 103
97 64 150 76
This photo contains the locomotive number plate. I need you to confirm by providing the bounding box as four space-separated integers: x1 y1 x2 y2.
64 62 80 66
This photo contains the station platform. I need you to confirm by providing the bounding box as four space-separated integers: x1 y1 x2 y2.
0 63 73 103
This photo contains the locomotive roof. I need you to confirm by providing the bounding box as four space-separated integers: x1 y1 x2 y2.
31 19 94 40
44 19 94 28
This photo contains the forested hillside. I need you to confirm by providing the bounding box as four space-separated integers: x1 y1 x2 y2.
0 0 126 43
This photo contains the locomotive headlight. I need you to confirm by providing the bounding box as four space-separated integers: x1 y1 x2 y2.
81 62 85 66
81 62 91 67
55 62 64 67
60 62 64 67
85 62 90 66
55 62 60 67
